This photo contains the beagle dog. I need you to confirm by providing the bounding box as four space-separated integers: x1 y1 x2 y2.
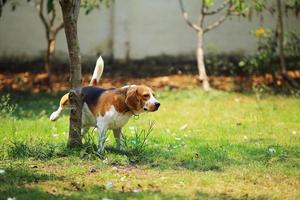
49 56 160 153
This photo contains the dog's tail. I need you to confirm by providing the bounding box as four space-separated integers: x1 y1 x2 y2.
89 56 104 86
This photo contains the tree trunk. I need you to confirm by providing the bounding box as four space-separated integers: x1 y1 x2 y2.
197 31 210 91
276 0 287 74
60 0 82 148
0 0 4 17
276 0 300 89
45 32 56 76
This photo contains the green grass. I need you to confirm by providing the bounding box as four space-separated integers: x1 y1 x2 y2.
0 89 299 200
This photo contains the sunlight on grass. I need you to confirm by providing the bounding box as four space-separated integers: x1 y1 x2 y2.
0 89 300 200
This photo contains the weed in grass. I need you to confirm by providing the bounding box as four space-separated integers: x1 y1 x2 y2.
123 121 155 163
6 139 66 160
80 128 100 160
0 94 17 118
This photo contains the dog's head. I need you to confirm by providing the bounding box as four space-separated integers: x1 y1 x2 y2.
125 85 160 114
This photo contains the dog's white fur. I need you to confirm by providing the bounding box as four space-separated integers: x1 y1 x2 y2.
90 56 104 86
96 105 132 152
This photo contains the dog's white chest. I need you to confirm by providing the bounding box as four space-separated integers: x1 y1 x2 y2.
100 106 131 129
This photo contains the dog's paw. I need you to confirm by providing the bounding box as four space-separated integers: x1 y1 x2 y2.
49 111 59 121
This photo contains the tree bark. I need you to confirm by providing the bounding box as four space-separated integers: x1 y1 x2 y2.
276 0 287 74
0 0 4 17
197 31 210 91
45 32 56 75
60 0 82 148
276 0 300 89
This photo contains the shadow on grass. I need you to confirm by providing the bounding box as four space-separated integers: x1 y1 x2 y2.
3 136 299 173
196 191 269 200
65 185 186 200
1 91 65 120
132 142 300 172
0 166 63 200
6 141 69 160
0 167 185 200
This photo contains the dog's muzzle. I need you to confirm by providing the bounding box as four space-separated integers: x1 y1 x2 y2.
144 102 160 112
154 102 160 110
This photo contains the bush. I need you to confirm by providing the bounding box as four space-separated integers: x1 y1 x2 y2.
240 29 300 75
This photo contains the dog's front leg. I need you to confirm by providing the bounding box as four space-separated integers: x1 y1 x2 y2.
97 120 107 154
113 128 123 151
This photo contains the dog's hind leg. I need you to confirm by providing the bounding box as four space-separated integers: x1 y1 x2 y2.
50 93 69 121
97 119 108 154
81 126 90 136
113 128 123 150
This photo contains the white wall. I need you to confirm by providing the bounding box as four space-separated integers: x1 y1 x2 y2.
0 3 112 57
0 0 299 60
113 0 300 59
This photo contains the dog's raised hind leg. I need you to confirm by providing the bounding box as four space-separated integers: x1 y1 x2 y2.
50 93 69 121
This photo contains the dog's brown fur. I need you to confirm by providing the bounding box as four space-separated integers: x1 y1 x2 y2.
55 85 155 119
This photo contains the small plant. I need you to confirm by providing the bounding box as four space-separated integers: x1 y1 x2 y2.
253 84 273 100
123 122 155 163
285 31 300 57
0 94 17 118
6 139 65 160
242 29 300 75
80 128 100 160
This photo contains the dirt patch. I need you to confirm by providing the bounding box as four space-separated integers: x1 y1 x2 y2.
0 71 300 93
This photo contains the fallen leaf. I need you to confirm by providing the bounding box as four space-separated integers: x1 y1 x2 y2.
89 166 97 173
180 124 188 130
105 182 113 190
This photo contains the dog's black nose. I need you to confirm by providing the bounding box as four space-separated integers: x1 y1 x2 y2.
155 102 160 108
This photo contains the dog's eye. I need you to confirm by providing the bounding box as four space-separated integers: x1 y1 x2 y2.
143 94 150 98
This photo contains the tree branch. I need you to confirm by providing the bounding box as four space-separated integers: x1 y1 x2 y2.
203 14 228 33
178 0 201 32
54 21 64 34
203 0 230 15
0 0 4 17
199 0 206 28
47 2 63 36
203 1 237 33
49 4 56 27
35 0 49 33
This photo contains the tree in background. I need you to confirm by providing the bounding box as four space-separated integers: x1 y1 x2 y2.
179 0 300 90
0 0 64 76
178 0 239 91
249 0 300 88
276 0 300 88
0 0 108 77
23 0 64 77
0 0 5 16
35 0 64 76
59 0 82 148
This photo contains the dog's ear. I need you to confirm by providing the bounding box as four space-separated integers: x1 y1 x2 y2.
125 87 142 111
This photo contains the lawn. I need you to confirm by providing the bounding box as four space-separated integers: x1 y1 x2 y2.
0 88 299 200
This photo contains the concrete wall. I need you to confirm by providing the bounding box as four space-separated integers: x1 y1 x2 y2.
0 0 299 60
0 2 112 57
